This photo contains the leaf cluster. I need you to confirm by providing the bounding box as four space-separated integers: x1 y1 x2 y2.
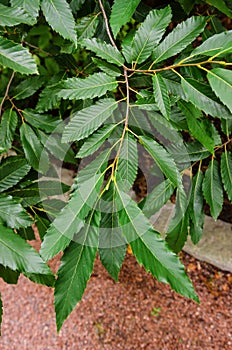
0 0 231 333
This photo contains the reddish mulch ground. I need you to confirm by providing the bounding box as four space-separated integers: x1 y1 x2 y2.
0 243 231 350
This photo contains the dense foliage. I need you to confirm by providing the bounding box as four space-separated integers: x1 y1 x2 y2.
0 0 231 332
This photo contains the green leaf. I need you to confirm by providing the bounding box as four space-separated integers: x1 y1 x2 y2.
110 0 141 38
176 0 195 14
41 0 77 44
78 124 117 158
191 30 232 57
166 189 189 253
58 73 118 100
0 194 32 229
55 210 99 331
0 37 38 75
0 156 31 193
0 264 19 284
152 74 170 119
98 184 127 281
40 150 110 261
0 222 55 286
22 109 62 133
129 6 172 64
18 225 35 241
168 141 211 163
13 76 45 100
202 158 223 220
0 4 33 26
207 68 232 113
221 150 232 201
203 0 232 17
36 74 63 112
92 58 121 77
178 100 215 153
153 16 207 63
117 132 138 192
0 109 18 153
76 14 99 40
181 77 232 119
221 119 232 137
62 98 118 142
10 0 40 19
189 168 205 244
142 179 174 218
20 123 50 174
115 187 199 302
38 130 76 164
139 135 182 188
81 38 124 67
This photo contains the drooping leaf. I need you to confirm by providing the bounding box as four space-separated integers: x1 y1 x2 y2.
76 14 99 40
41 0 77 44
38 130 76 164
0 4 33 26
142 179 174 218
152 74 170 119
191 30 232 58
55 210 99 331
98 184 127 281
207 68 232 113
58 73 118 100
13 76 45 100
168 141 211 163
166 189 189 253
221 150 232 201
129 6 172 64
10 0 40 19
40 150 110 261
189 167 205 244
0 37 38 75
178 100 215 153
20 123 50 174
0 109 18 153
70 0 86 12
139 135 182 188
202 158 224 220
0 222 55 286
62 98 118 142
115 187 199 302
78 124 117 158
153 16 207 63
92 58 121 77
116 132 138 192
221 119 232 137
0 156 31 193
81 38 125 67
36 74 63 112
22 109 62 133
0 264 19 284
18 225 35 241
110 0 141 38
181 77 232 119
176 0 195 14
0 194 32 229
203 0 232 17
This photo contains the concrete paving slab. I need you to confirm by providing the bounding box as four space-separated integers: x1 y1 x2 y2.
151 203 232 273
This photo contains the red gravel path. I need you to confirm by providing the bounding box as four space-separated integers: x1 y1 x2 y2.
0 249 231 349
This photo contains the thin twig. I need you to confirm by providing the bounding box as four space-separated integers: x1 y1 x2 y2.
0 71 15 117
22 41 53 57
98 0 118 49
